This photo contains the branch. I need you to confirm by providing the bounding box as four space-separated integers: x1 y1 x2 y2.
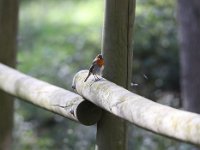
0 63 102 125
73 70 200 145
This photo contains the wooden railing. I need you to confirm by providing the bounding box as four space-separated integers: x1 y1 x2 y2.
0 63 102 125
0 63 200 146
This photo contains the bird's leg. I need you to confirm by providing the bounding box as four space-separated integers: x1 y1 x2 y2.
92 74 99 81
94 74 101 81
92 74 97 81
96 75 100 80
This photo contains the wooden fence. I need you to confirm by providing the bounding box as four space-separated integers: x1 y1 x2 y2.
1 0 200 149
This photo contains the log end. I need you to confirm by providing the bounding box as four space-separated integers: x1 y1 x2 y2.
76 100 102 126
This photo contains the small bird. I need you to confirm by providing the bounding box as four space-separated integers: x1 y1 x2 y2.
84 54 104 82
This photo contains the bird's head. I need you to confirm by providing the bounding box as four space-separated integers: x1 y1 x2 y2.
97 54 103 59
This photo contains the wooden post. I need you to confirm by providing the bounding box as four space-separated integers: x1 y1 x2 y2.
178 0 200 114
0 0 18 149
96 0 135 149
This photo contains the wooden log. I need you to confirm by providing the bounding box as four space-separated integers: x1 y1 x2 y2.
0 63 102 125
73 70 200 146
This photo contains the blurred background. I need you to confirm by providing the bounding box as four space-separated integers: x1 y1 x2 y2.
13 0 195 149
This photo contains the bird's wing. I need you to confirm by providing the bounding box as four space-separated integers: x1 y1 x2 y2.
92 57 98 64
89 64 94 72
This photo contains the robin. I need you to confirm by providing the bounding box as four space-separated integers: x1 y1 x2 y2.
84 54 104 82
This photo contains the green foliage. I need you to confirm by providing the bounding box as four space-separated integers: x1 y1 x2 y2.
15 1 102 150
14 0 196 150
133 0 179 99
18 0 103 88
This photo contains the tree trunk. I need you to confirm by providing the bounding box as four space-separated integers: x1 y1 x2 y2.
95 0 135 150
177 0 200 113
0 0 18 149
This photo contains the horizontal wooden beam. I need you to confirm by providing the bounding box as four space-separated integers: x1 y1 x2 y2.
0 63 102 125
73 70 200 145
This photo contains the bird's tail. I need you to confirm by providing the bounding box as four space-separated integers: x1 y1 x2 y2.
84 72 91 82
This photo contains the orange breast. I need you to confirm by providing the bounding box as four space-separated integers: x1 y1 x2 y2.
96 59 104 67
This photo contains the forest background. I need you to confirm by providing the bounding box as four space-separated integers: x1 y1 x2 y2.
13 0 194 149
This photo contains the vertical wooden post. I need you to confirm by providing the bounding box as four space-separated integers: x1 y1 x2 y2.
178 0 200 114
0 0 18 149
96 0 135 150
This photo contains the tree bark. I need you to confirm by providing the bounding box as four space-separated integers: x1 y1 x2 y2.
177 0 200 113
0 0 18 149
95 0 135 149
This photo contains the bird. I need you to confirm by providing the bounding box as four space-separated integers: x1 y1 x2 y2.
84 54 104 82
